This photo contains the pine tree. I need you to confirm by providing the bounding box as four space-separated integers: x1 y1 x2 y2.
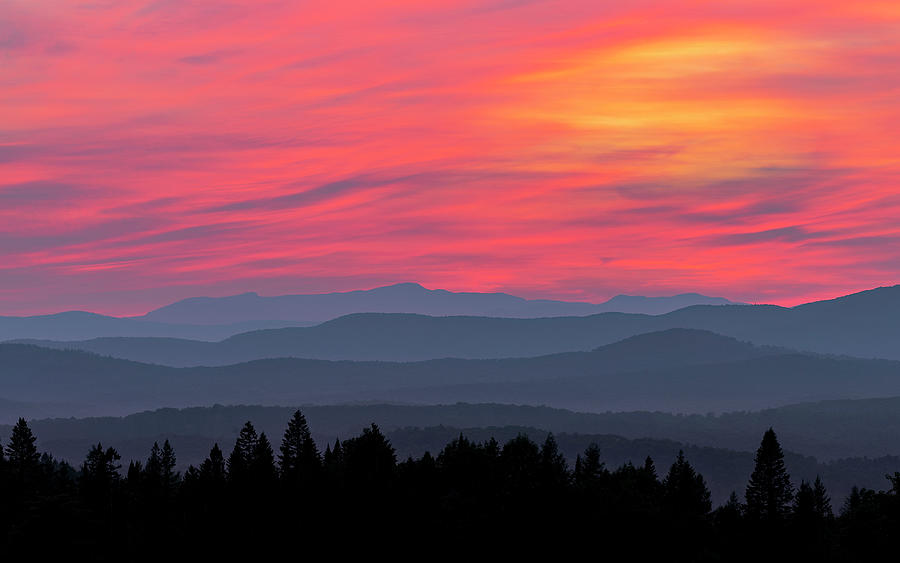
539 433 569 489
160 439 179 491
228 421 259 483
642 456 658 480
663 450 712 519
342 424 396 488
144 441 162 488
199 443 227 485
574 443 606 488
80 443 121 504
278 410 320 486
745 428 794 521
251 432 278 486
323 438 344 486
793 480 816 521
6 418 40 480
813 475 832 519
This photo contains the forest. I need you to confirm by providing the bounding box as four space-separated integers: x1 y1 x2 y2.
1 411 898 560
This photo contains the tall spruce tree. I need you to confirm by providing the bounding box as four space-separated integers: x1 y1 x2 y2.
160 439 179 492
745 428 794 521
228 421 259 483
663 450 712 519
144 441 163 488
278 410 320 485
539 433 569 489
574 443 605 489
813 476 832 519
251 432 278 486
6 418 40 480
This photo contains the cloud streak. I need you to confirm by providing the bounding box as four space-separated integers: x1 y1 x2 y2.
1 0 900 314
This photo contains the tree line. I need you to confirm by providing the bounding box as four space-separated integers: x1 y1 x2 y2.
1 412 898 560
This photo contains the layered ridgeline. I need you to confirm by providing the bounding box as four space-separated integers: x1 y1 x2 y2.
3 330 900 418
0 283 733 342
3 404 900 506
14 285 900 363
139 282 737 324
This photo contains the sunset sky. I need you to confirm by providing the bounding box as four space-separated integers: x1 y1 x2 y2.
2 0 899 315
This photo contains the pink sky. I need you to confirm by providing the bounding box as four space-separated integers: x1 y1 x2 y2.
2 0 900 315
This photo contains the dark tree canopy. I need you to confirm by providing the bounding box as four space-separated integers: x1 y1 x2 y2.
1 417 899 560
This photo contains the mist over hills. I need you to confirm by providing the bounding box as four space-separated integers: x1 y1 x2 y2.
3 329 900 419
16 284 900 363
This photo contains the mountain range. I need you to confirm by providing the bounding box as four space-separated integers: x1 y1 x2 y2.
14 284 900 363
138 282 738 324
3 329 900 419
0 283 734 342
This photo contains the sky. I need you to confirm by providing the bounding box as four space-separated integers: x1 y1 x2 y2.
2 0 899 315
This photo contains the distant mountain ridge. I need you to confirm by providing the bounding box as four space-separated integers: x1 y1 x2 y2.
3 329 900 419
0 283 736 342
139 282 737 324
15 284 900 363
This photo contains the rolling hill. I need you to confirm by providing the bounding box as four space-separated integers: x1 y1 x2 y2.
15 284 900 364
2 329 899 419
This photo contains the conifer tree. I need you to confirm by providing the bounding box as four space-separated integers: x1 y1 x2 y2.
539 433 569 489
199 443 226 485
160 439 179 491
144 442 162 487
745 428 793 521
794 480 817 522
642 456 658 480
574 443 605 488
278 410 320 485
251 432 278 486
228 421 259 483
80 443 121 505
342 424 396 487
813 475 832 519
6 418 40 480
663 450 712 518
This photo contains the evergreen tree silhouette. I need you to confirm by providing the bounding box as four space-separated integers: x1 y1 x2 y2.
663 450 712 519
716 491 744 521
199 443 227 485
574 442 606 489
251 432 278 487
539 433 569 489
342 424 396 488
278 410 320 486
144 441 163 490
501 434 541 492
745 428 794 521
6 418 40 481
160 439 179 493
228 421 259 483
813 476 832 519
80 443 121 510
